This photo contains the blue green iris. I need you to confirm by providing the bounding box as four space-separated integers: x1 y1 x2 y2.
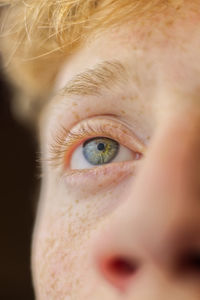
83 137 119 165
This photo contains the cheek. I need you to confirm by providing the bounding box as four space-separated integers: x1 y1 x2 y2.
31 193 115 298
31 177 129 299
32 209 91 299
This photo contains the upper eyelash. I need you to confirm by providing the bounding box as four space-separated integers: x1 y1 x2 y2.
47 122 115 168
47 125 72 168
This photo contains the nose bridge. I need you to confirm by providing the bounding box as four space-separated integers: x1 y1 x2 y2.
94 111 200 293
120 111 200 248
131 112 200 256
142 112 200 213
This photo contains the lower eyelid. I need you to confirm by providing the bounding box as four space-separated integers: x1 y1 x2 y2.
60 160 139 193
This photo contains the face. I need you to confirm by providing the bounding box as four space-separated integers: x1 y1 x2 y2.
32 6 200 300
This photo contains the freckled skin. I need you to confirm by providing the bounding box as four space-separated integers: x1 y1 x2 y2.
33 4 200 300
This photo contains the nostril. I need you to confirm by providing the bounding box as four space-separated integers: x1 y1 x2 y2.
100 256 138 292
178 250 200 275
108 257 136 276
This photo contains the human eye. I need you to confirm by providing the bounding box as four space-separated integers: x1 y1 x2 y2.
47 116 145 189
71 136 138 169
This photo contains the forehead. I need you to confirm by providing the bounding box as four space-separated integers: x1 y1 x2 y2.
56 7 200 95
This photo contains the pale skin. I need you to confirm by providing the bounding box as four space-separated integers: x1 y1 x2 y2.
32 6 200 300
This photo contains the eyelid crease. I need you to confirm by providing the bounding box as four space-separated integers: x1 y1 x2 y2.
46 116 146 171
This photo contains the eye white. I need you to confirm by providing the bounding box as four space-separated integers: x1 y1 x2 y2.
70 142 134 170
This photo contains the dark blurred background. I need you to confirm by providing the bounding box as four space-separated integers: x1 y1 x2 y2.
0 66 37 299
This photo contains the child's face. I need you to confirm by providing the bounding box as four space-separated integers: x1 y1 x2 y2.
32 12 200 300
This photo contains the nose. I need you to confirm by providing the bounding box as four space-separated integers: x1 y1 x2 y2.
93 111 200 295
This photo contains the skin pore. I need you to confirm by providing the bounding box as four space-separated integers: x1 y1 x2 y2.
32 6 200 300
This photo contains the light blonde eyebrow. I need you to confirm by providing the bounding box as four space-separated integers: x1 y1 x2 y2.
57 60 128 97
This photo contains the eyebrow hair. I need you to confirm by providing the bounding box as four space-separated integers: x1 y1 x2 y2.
57 60 128 97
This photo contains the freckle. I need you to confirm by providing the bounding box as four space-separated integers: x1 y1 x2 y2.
80 216 87 223
130 96 138 101
75 211 80 217
72 111 80 120
120 110 126 114
75 199 79 204
141 104 145 109
72 102 78 106
67 208 72 218
72 232 78 238
68 223 72 234
146 30 152 38
86 203 91 209
138 111 143 116
165 19 174 27
67 204 73 213
85 107 91 112
176 5 181 11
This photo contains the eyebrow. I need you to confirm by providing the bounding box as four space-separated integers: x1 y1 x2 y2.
56 60 128 97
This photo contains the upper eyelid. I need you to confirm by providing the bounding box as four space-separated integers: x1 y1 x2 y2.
46 116 146 170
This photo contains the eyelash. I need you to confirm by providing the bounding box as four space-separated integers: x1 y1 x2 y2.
47 117 145 172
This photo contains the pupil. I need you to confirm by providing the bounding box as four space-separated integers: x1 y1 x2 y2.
97 143 105 151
